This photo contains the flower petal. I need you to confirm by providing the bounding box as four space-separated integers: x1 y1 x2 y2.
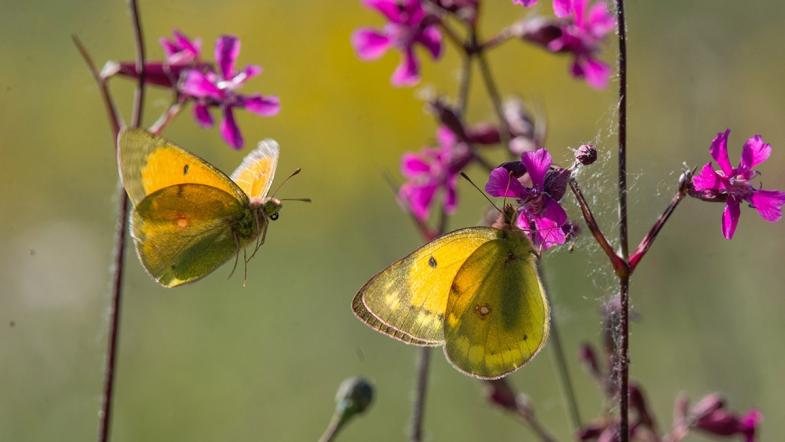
181 70 222 99
485 167 527 198
400 182 437 221
709 129 733 176
193 102 214 128
401 153 431 177
692 162 726 192
588 2 615 36
573 56 611 89
220 106 243 149
552 0 571 17
352 28 393 60
749 189 785 222
534 198 569 249
444 176 459 214
175 31 199 53
572 0 588 26
740 135 771 171
392 47 419 86
239 94 280 116
521 148 552 190
722 198 741 239
215 35 240 80
417 25 443 59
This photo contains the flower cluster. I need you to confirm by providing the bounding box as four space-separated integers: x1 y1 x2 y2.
519 0 615 88
352 0 443 86
690 129 785 239
485 148 572 250
103 31 279 149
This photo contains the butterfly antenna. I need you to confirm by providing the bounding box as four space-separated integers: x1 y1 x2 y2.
278 197 312 203
460 172 502 213
271 168 302 198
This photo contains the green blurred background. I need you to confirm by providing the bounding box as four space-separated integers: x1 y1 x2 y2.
1 0 784 440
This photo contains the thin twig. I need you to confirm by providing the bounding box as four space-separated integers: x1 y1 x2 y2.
457 53 473 114
129 0 146 127
614 0 630 439
319 413 348 442
568 179 626 275
72 36 123 134
628 188 686 272
410 347 432 442
98 2 146 442
149 98 185 135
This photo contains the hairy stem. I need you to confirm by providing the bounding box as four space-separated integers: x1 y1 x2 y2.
614 0 630 439
98 2 146 442
629 187 686 271
568 179 626 275
410 347 432 442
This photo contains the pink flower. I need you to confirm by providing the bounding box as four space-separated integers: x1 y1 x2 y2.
689 394 762 442
181 35 280 149
352 0 442 86
522 0 615 89
101 30 205 88
691 129 785 239
399 128 471 221
484 148 571 249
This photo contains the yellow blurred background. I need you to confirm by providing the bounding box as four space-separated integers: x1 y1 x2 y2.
1 0 784 440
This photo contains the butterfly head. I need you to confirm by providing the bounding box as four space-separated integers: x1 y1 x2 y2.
253 197 283 222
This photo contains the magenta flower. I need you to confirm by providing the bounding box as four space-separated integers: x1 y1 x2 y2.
101 30 205 88
181 35 280 149
399 128 471 221
549 0 615 88
689 395 762 442
691 129 785 239
485 148 571 249
352 0 443 86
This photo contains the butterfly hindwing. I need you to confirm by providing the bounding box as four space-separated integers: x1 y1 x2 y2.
230 139 279 199
118 128 247 206
353 227 501 345
443 230 549 379
131 183 253 288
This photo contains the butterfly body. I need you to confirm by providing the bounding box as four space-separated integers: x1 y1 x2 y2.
353 206 550 379
118 128 282 287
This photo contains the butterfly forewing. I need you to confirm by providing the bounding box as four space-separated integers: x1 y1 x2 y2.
443 231 549 379
230 139 279 199
118 128 247 206
131 183 253 287
354 227 501 345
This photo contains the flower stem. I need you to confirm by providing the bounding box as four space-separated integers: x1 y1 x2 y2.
98 2 146 442
548 305 582 431
410 347 432 442
319 412 350 442
628 186 686 272
614 0 630 439
568 179 626 275
476 50 510 148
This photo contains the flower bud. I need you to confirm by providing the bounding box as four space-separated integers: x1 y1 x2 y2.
335 377 374 417
575 144 598 165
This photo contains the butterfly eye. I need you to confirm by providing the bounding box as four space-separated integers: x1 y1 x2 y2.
270 213 279 221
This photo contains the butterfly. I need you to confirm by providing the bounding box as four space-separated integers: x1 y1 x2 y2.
118 128 286 288
352 205 550 379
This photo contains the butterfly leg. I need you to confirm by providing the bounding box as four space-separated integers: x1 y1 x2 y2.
228 231 242 279
247 216 269 261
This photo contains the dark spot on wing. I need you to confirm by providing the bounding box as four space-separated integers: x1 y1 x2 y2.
428 256 437 268
183 164 190 175
474 303 492 319
523 334 528 341
176 184 185 197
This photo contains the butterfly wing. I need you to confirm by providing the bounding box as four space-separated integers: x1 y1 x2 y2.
230 139 279 199
131 183 252 288
443 230 549 379
353 227 502 345
118 128 248 206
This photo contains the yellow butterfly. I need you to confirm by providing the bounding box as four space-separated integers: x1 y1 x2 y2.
118 128 284 288
353 206 550 379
